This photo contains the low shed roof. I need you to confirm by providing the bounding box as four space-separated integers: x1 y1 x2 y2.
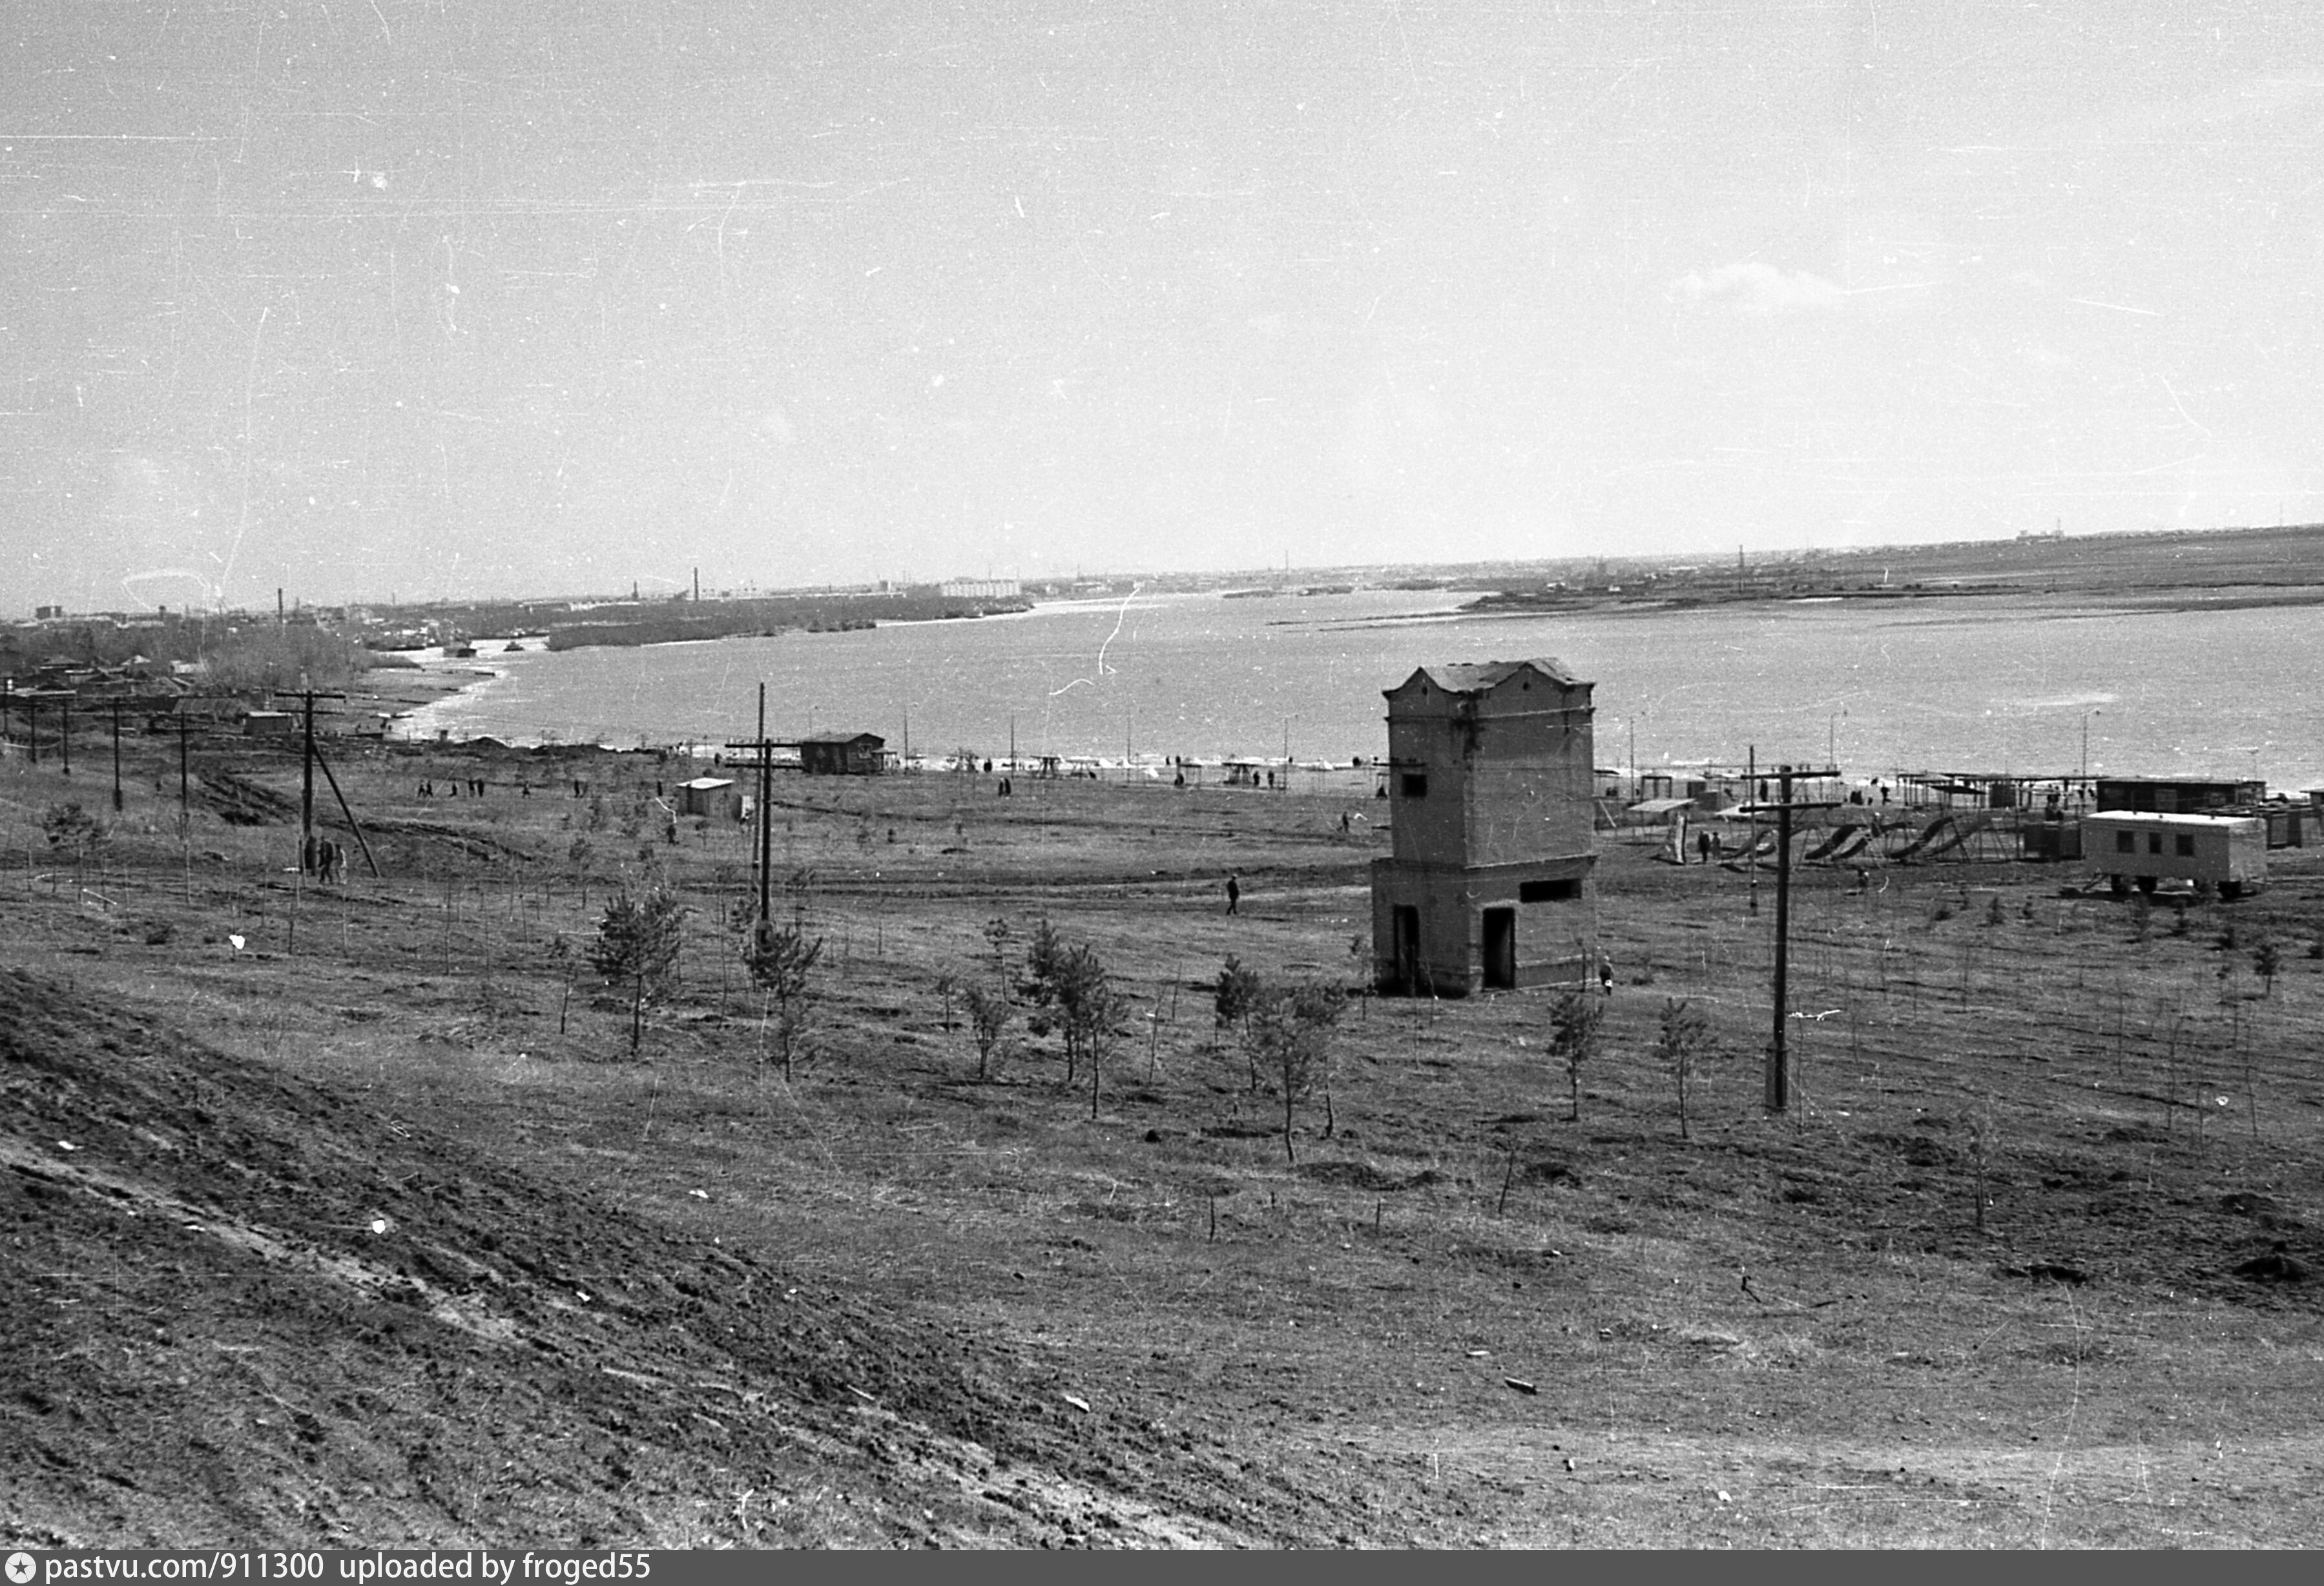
2086 811 2263 828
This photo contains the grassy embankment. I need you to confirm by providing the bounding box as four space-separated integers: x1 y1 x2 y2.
5 728 2323 1546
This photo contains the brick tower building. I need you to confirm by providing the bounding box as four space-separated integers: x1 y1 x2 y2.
1369 658 1598 996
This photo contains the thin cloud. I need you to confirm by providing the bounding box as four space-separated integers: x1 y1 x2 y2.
2053 70 2324 149
1667 261 1850 315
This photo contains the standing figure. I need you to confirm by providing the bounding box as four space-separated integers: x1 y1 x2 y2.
1597 951 1615 996
1225 872 1241 915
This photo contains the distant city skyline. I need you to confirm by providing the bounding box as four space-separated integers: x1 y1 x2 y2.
5 3 2320 612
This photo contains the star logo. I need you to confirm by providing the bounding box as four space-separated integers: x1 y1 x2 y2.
7 1551 39 1585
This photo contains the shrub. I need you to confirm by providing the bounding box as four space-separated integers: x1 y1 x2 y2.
41 802 108 874
1549 989 1605 1123
588 886 685 1056
1243 980 1346 1163
1214 955 1265 1032
742 919 825 1081
1655 997 1710 1141
962 982 1014 1081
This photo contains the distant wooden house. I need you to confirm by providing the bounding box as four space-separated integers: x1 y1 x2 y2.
795 732 885 775
243 709 295 738
165 694 234 722
2094 776 2265 814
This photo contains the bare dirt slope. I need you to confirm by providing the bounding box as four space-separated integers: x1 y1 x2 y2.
0 966 1346 1547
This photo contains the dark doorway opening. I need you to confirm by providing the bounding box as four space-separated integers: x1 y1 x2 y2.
1482 907 1515 990
1393 906 1421 994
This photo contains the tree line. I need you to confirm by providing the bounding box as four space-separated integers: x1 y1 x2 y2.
581 882 1744 1153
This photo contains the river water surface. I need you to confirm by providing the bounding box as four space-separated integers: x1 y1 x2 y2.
397 589 2324 791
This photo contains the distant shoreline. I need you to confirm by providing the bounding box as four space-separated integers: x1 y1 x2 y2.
1459 579 2324 621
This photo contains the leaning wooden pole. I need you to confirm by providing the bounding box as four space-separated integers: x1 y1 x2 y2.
309 741 382 878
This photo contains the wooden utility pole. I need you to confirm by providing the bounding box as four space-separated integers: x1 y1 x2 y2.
289 689 348 873
725 684 774 925
757 684 772 923
1769 764 1794 1112
111 699 123 811
1763 763 1842 1114
749 685 765 917
302 690 316 860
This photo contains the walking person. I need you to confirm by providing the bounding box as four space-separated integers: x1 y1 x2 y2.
1225 871 1241 915
1597 950 1615 997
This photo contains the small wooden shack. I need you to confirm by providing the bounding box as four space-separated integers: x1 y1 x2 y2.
678 776 741 819
796 733 886 776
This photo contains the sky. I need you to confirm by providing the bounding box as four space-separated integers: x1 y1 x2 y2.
3 1 2320 613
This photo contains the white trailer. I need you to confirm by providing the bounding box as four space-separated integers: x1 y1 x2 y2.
2084 811 2267 899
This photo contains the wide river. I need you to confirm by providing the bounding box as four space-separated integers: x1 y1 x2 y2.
399 589 2324 792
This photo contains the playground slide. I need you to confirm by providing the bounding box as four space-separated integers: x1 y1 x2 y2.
1803 823 1862 862
1810 826 1872 864
1911 810 1994 861
1718 830 1779 871
1885 813 1956 862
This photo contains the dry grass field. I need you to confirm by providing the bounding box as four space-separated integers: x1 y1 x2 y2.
5 722 2323 1547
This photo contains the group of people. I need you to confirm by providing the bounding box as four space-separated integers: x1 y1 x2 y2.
299 833 346 884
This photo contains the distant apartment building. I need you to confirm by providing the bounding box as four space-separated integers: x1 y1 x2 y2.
939 578 1021 600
